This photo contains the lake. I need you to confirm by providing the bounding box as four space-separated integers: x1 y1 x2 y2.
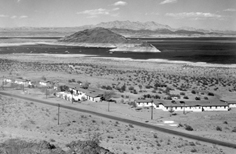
0 37 236 64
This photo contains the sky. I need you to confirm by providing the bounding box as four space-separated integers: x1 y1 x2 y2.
0 0 236 30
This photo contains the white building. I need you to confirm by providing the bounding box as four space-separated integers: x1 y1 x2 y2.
135 99 156 108
136 99 230 112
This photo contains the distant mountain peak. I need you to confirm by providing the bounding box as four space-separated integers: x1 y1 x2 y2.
95 20 172 31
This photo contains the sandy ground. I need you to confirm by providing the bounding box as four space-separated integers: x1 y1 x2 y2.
0 95 235 154
0 54 236 153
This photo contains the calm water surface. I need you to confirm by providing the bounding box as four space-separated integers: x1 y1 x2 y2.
0 37 236 64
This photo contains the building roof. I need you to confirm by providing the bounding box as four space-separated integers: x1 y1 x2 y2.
67 83 104 98
14 78 25 82
86 92 102 98
142 98 228 107
160 100 228 107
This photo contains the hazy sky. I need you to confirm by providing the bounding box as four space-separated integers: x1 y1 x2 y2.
0 0 236 30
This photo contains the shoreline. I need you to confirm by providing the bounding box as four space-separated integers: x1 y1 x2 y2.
0 42 160 53
2 53 236 68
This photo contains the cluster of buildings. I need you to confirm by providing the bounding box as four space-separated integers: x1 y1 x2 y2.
2 76 104 103
3 76 236 112
3 76 54 88
135 98 236 112
55 84 104 102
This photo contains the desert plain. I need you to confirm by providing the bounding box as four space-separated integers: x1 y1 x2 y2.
0 53 236 153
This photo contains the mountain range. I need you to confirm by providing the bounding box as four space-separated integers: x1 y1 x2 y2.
1 20 236 37
95 20 236 34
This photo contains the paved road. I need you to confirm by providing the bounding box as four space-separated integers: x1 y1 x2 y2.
1 91 236 149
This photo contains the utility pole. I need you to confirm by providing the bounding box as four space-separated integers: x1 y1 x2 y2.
71 90 74 104
151 101 154 120
58 103 60 125
2 76 4 90
0 96 4 113
183 102 186 115
2 103 4 113
45 88 48 99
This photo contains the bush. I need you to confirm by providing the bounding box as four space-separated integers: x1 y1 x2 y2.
216 126 222 131
87 132 101 145
153 134 158 138
185 125 193 131
191 148 197 153
189 142 196 146
208 92 214 96
145 85 152 89
191 90 196 94
129 124 134 128
128 86 134 91
232 127 236 132
41 76 46 81
50 139 56 142
183 96 189 99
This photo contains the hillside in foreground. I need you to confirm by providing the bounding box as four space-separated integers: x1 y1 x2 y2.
0 139 113 154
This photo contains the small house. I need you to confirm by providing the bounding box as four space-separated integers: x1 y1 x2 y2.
135 99 154 108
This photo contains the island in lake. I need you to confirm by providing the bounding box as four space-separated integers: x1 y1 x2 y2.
58 27 160 52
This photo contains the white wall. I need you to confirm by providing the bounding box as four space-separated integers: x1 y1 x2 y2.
169 106 202 112
135 102 153 108
203 106 228 111
229 104 236 108
39 82 47 86
94 97 101 102
138 102 230 112
4 79 12 83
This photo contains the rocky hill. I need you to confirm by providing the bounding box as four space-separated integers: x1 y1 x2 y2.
59 27 134 44
58 27 160 52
